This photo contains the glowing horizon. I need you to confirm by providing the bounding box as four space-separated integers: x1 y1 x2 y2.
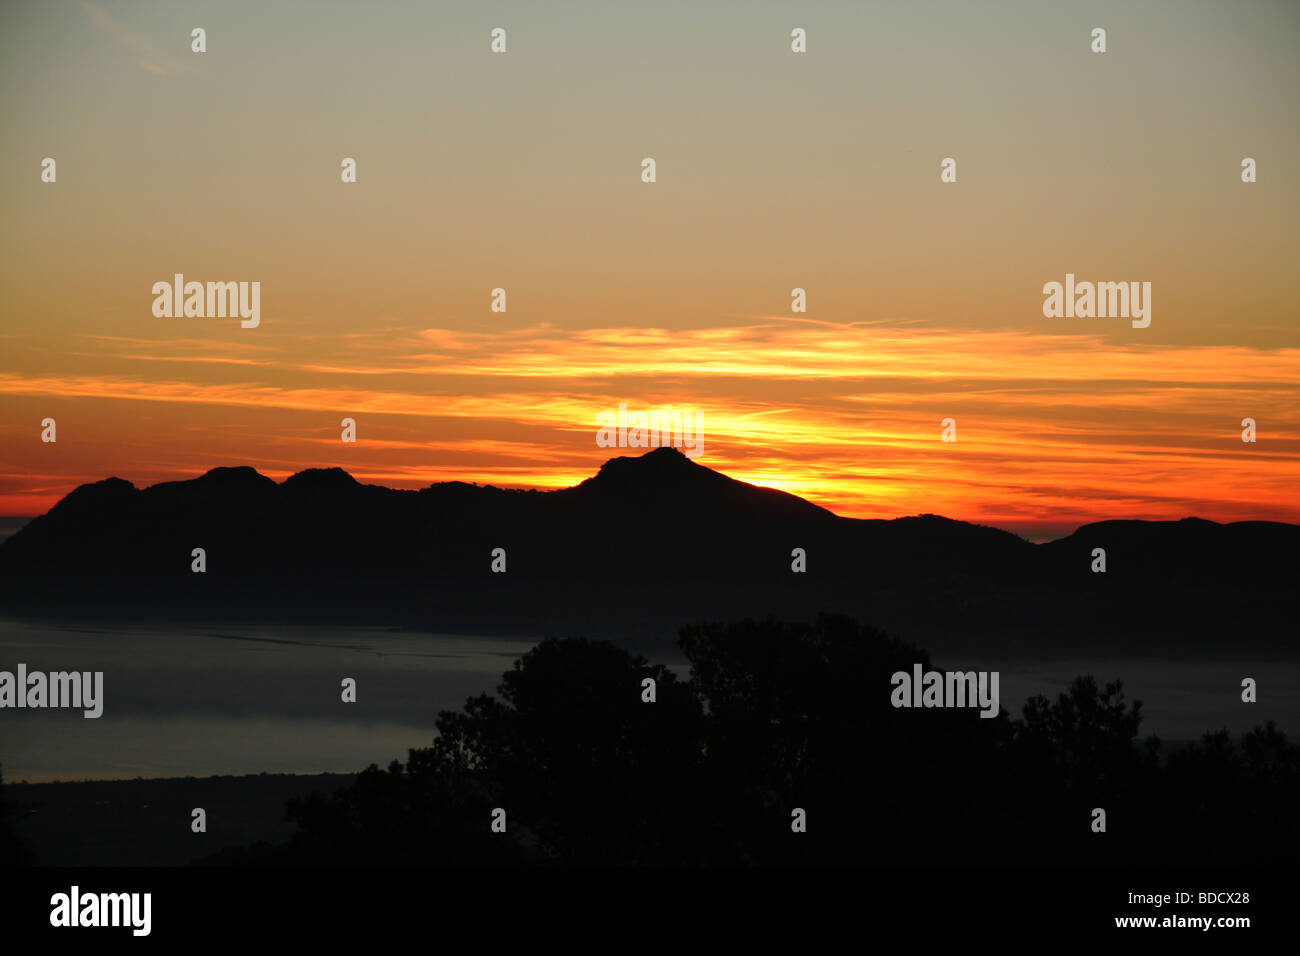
3 317 1297 538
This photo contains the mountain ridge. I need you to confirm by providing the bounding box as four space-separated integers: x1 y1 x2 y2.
25 449 1287 540
1 448 1295 654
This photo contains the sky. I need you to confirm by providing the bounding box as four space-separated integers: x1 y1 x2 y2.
1 0 1297 539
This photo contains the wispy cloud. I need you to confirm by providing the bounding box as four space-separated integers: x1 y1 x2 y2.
81 2 187 76
2 319 1297 529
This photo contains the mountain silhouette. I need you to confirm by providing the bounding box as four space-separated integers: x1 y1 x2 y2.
1 448 1295 654
563 446 835 522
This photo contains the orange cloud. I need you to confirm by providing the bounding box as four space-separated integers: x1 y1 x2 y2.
2 320 1297 534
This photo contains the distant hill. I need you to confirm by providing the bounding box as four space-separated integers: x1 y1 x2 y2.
0 447 1295 654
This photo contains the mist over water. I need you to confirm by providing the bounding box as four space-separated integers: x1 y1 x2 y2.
2 619 1295 782
0 619 536 782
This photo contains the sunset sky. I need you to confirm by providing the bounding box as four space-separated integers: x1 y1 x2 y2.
2 0 1297 539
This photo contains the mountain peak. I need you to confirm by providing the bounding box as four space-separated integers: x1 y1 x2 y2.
576 447 834 521
194 466 277 490
282 467 361 492
594 445 700 478
49 476 137 514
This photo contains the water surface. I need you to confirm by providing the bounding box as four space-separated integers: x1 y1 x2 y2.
2 619 1295 781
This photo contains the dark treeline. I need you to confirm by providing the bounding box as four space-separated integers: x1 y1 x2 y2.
190 615 1298 867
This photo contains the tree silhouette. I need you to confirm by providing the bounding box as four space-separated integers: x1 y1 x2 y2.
249 637 709 865
680 614 1012 863
1015 676 1145 790
0 764 34 867
197 616 1300 868
422 636 712 864
1146 720 1300 865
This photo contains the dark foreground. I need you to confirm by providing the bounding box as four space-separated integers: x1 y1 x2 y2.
6 616 1295 871
1 615 1289 941
6 774 354 866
